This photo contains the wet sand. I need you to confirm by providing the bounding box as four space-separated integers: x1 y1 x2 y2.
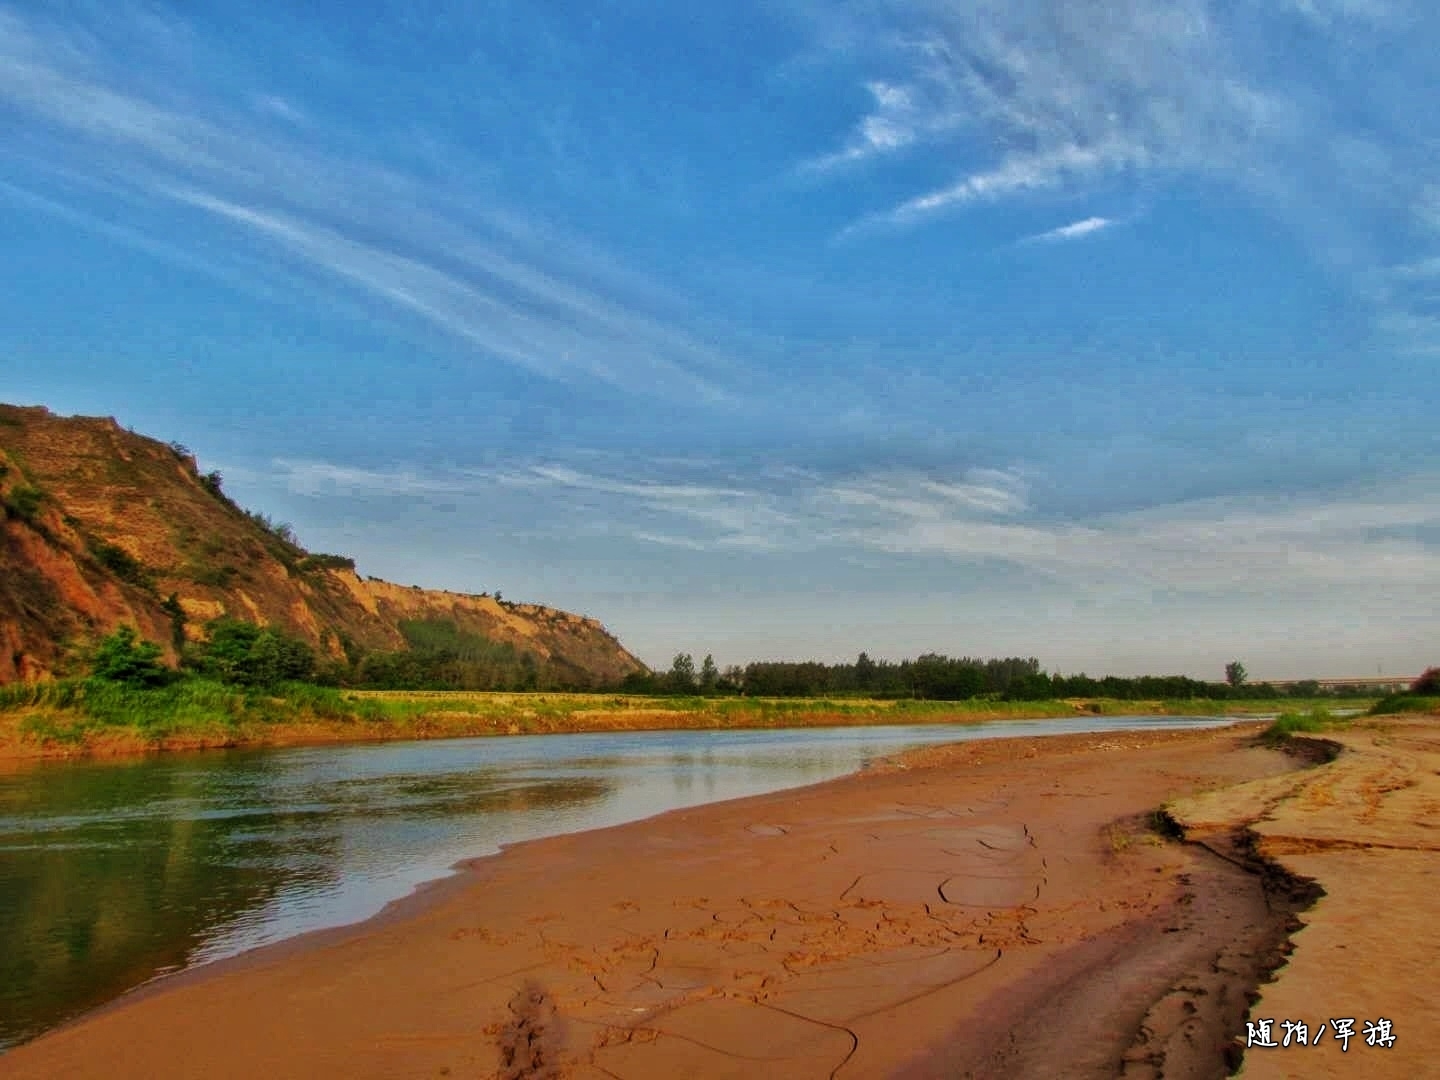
0 720 1419 1079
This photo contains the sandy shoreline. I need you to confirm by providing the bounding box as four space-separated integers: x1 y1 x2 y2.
0 707 1084 761
1 718 1430 1078
0 698 1298 761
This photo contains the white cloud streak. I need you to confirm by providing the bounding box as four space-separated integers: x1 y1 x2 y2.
814 0 1273 226
261 453 1440 596
866 491 1440 590
1023 215 1115 243
0 5 734 400
802 79 956 173
807 0 1440 348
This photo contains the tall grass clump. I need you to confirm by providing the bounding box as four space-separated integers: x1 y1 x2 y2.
0 680 87 711
1 672 392 743
59 678 242 731
262 681 389 723
1368 667 1440 715
4 677 243 744
1369 693 1440 716
1262 706 1339 744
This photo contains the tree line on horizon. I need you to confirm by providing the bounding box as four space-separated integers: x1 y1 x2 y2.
620 651 1385 702
73 621 1412 704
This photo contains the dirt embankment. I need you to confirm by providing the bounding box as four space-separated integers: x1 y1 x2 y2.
0 403 645 685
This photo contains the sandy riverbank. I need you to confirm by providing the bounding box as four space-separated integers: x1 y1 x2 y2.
0 693 1323 761
1 718 1428 1078
0 703 1080 761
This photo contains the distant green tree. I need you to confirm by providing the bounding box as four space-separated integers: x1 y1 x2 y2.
854 651 877 690
189 619 315 687
1225 661 1248 688
699 654 719 694
667 653 696 694
620 670 660 694
718 665 745 695
1412 667 1440 695
91 626 170 687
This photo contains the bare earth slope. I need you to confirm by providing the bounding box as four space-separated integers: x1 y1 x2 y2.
0 404 644 685
0 724 1328 1080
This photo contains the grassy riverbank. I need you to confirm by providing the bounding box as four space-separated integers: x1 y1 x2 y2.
0 681 1370 759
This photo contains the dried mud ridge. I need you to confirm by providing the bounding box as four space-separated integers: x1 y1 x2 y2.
924 814 1328 1080
1129 821 1326 1079
1106 735 1341 1079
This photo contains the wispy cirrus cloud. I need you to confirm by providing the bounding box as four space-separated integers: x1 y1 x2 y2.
822 468 1030 520
500 464 802 552
811 1 1269 225
250 94 307 126
1023 215 1116 243
515 465 751 503
0 4 735 400
865 485 1440 591
165 188 735 398
840 144 1135 237
801 79 955 174
804 0 1440 348
258 460 488 500
1285 0 1399 25
266 456 1032 554
257 451 1440 596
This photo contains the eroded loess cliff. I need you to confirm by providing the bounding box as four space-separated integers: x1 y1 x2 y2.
0 404 645 685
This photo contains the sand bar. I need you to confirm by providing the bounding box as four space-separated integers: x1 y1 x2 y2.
1 719 1429 1078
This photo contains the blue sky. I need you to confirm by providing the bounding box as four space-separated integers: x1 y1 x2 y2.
3 0 1437 679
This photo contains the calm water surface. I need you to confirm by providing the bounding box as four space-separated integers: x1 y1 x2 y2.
0 715 1231 1049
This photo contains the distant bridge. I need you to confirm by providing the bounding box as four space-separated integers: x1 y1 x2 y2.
1266 676 1416 693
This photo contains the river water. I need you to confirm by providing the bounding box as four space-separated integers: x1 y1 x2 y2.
0 715 1233 1050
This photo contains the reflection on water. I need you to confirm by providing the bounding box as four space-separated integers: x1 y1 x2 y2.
0 750 611 1051
0 714 1229 1049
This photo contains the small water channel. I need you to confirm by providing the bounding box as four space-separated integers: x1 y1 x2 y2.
0 715 1232 1049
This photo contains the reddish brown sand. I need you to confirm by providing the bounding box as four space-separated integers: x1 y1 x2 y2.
1168 716 1439 1079
0 723 1394 1079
